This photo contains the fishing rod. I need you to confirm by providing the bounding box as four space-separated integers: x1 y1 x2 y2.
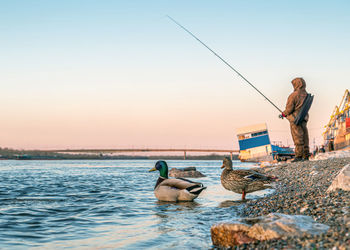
166 15 283 114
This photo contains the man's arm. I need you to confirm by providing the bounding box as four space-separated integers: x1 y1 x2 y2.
283 93 296 116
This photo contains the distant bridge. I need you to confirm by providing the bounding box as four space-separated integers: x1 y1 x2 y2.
50 148 239 160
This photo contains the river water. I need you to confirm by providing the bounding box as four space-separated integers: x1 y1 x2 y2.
0 159 273 249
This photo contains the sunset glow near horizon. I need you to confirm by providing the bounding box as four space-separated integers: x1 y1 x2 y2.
1 0 349 150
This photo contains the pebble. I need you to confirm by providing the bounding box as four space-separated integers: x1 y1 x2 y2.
234 157 350 249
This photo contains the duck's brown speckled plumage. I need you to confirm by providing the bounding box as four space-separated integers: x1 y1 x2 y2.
220 157 277 200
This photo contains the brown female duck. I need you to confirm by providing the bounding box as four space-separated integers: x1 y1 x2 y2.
220 157 277 200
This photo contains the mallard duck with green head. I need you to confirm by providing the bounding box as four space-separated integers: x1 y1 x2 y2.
149 160 206 202
221 157 277 200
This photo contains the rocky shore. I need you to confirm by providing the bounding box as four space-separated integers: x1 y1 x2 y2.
216 156 350 249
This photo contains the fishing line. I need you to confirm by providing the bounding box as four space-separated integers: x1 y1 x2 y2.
167 15 283 113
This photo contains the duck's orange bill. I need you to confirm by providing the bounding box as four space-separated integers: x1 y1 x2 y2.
149 167 157 172
221 165 225 169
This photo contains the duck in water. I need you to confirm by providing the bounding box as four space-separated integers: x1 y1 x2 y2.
220 157 277 200
149 160 206 202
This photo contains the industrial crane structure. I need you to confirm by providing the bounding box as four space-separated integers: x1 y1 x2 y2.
323 89 350 150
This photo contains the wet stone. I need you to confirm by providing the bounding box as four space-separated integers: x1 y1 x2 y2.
211 213 329 247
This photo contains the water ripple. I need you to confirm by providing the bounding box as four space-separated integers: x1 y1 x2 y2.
0 159 267 249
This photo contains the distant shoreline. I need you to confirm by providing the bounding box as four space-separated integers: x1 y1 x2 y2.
0 156 238 160
0 148 238 161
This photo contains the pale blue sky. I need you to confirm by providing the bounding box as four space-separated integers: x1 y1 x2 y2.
0 0 349 149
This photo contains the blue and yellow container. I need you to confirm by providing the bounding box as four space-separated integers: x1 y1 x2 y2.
236 123 293 162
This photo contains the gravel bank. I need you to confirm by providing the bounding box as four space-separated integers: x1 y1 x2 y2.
235 157 350 249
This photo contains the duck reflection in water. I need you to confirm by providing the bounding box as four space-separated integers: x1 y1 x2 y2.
156 200 200 210
153 200 202 234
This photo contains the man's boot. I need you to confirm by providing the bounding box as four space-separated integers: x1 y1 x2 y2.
303 147 310 161
292 145 303 162
291 157 303 162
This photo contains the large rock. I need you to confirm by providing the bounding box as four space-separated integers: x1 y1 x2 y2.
169 167 206 178
211 213 329 248
327 164 350 192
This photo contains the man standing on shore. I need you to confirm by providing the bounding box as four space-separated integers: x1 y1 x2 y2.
281 77 310 162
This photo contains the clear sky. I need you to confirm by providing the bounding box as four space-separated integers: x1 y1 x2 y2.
1 0 349 150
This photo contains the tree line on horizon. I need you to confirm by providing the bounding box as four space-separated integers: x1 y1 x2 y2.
0 147 237 160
